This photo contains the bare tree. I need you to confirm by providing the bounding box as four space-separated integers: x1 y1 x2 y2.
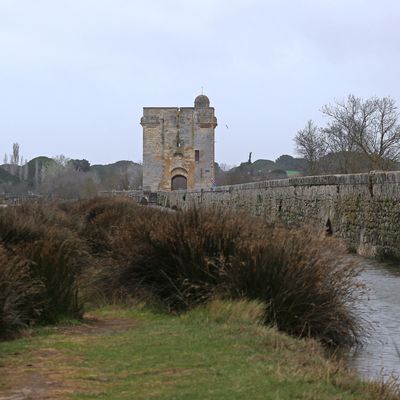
322 122 357 173
294 120 326 175
40 166 97 199
23 160 28 181
35 159 39 187
11 143 20 165
53 154 70 167
219 163 235 172
322 95 400 170
18 157 24 180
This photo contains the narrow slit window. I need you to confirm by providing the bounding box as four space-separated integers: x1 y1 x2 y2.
195 150 200 162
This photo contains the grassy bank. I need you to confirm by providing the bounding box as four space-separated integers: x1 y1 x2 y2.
2 198 397 398
0 301 398 400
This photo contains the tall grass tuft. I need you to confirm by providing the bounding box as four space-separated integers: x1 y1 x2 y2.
101 206 363 346
225 228 362 346
0 246 43 339
65 197 140 254
0 203 87 335
24 228 87 323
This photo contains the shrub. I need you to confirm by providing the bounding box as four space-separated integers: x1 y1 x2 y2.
23 228 87 323
101 207 251 308
0 199 364 347
0 203 87 334
225 228 362 346
65 197 140 254
0 246 43 339
100 206 363 346
0 208 44 245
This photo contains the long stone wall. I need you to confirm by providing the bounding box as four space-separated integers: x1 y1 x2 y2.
157 171 400 259
0 193 42 206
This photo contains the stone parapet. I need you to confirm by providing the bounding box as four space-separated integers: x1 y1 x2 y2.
157 171 400 259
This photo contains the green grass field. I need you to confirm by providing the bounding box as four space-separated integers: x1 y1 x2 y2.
1 301 397 400
285 170 301 177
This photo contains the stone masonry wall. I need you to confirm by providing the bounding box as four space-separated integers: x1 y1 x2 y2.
156 171 400 259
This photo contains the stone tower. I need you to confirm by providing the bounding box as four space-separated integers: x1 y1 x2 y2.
141 94 217 191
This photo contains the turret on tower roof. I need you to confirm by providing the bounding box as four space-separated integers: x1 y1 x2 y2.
194 94 210 108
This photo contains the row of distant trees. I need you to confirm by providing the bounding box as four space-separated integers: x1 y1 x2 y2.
1 144 143 198
295 95 400 175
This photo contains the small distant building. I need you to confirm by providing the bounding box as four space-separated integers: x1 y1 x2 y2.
141 94 217 191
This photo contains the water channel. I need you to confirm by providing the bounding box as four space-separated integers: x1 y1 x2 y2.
345 259 400 381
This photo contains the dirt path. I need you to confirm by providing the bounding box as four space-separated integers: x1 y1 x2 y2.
0 315 137 400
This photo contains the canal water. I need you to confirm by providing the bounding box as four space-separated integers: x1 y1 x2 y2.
346 260 400 380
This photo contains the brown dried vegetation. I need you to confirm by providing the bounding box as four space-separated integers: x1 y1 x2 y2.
0 203 87 338
1 198 363 347
97 205 363 347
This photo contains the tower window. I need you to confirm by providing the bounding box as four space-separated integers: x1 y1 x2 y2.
195 150 200 162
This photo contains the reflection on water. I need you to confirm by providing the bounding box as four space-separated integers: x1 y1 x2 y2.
346 260 400 380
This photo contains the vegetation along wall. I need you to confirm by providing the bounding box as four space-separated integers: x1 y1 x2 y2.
157 171 400 259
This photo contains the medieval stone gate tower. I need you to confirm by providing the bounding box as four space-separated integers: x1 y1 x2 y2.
141 94 217 191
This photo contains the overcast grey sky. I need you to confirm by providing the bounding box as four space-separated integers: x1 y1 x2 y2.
1 0 399 165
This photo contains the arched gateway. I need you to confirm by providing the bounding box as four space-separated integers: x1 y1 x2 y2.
171 175 187 191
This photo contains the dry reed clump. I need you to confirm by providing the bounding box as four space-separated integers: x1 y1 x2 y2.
0 204 88 335
0 208 44 245
102 207 251 308
0 245 43 339
0 198 363 347
225 228 363 346
102 206 363 347
64 197 141 254
22 227 87 323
